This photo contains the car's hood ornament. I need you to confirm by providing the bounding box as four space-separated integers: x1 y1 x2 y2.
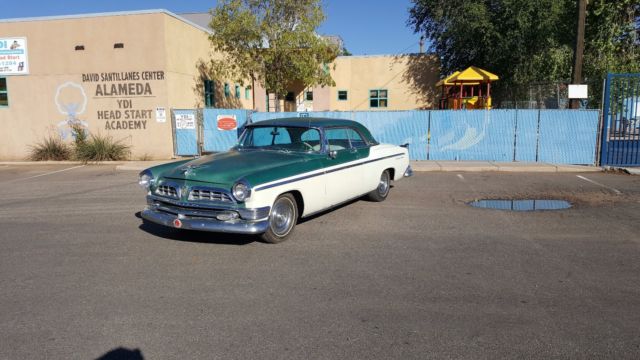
181 164 201 176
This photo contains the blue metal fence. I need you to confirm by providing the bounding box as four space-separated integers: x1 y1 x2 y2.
202 109 249 153
600 73 640 166
172 109 198 156
429 110 516 161
173 109 600 164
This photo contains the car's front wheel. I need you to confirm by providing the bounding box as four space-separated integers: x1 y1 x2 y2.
261 193 298 243
367 170 391 202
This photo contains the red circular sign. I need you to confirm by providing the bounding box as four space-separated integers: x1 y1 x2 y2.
217 117 237 131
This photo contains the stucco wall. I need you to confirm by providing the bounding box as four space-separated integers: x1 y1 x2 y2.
328 54 439 111
0 13 174 160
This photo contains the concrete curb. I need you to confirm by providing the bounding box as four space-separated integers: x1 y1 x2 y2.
116 161 175 171
1 159 605 173
625 168 640 175
411 161 603 173
0 161 137 166
0 160 175 170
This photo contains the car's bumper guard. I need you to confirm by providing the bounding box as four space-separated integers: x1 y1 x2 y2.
141 196 270 234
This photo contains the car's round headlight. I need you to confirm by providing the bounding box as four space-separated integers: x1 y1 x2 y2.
232 182 251 202
138 170 153 189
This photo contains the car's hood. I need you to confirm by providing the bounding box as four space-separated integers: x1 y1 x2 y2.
160 150 310 186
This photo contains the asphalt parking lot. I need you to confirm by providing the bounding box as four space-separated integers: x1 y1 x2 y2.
0 164 639 359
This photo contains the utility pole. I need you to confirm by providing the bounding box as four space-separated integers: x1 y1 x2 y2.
570 0 587 109
419 35 425 54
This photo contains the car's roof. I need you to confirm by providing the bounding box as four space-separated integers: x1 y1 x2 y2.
250 117 358 128
248 117 379 144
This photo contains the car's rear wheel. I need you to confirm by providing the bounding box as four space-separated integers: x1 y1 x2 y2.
261 193 298 243
367 170 390 202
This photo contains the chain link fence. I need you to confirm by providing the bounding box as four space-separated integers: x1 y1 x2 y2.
495 79 603 110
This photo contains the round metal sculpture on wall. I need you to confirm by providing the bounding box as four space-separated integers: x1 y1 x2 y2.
468 199 571 211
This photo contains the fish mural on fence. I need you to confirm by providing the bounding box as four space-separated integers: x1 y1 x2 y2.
438 110 491 151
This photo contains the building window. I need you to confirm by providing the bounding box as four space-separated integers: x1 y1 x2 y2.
305 91 313 101
235 84 241 98
338 90 348 101
285 92 295 101
113 43 124 49
370 89 388 108
0 78 8 107
204 80 215 107
224 83 230 97
245 86 251 100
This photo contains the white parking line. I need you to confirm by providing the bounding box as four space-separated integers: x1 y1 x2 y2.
576 175 622 195
457 174 465 181
14 165 86 181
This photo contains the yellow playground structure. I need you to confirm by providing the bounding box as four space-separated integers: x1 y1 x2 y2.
437 66 499 110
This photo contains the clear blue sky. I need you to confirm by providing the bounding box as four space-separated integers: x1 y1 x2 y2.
1 0 423 55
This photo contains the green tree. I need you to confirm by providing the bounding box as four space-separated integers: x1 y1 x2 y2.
583 0 640 101
408 0 640 106
208 0 340 109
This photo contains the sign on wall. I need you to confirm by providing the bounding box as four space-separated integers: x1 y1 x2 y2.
156 107 166 123
81 70 165 130
175 112 196 129
568 84 588 99
217 115 237 131
0 37 29 75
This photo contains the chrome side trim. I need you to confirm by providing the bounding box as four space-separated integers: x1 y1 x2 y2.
254 152 406 191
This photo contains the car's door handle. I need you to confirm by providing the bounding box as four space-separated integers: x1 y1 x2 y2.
349 148 357 154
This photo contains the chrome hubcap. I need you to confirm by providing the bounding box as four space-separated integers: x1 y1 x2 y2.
270 198 295 236
378 172 390 196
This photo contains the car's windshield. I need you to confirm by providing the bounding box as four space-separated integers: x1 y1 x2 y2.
236 126 322 153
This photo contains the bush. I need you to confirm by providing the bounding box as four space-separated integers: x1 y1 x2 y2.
28 125 131 162
74 133 131 162
28 135 73 161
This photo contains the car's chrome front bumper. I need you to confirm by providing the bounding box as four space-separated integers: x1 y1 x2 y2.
141 195 270 234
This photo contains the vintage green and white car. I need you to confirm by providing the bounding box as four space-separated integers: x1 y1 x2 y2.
139 118 412 243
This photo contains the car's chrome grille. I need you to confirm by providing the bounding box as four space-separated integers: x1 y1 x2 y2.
155 185 179 199
189 188 233 203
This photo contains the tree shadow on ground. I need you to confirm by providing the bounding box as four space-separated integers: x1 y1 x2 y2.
392 54 440 109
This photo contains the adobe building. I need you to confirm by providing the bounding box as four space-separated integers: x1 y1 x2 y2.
0 10 438 160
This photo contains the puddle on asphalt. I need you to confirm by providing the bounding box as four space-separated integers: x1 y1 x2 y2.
468 199 572 211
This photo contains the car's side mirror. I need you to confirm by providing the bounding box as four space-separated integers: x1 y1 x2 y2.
400 143 410 148
328 150 338 159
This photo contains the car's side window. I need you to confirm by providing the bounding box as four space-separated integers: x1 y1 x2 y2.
300 129 322 152
251 127 292 146
346 128 368 148
325 128 350 151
